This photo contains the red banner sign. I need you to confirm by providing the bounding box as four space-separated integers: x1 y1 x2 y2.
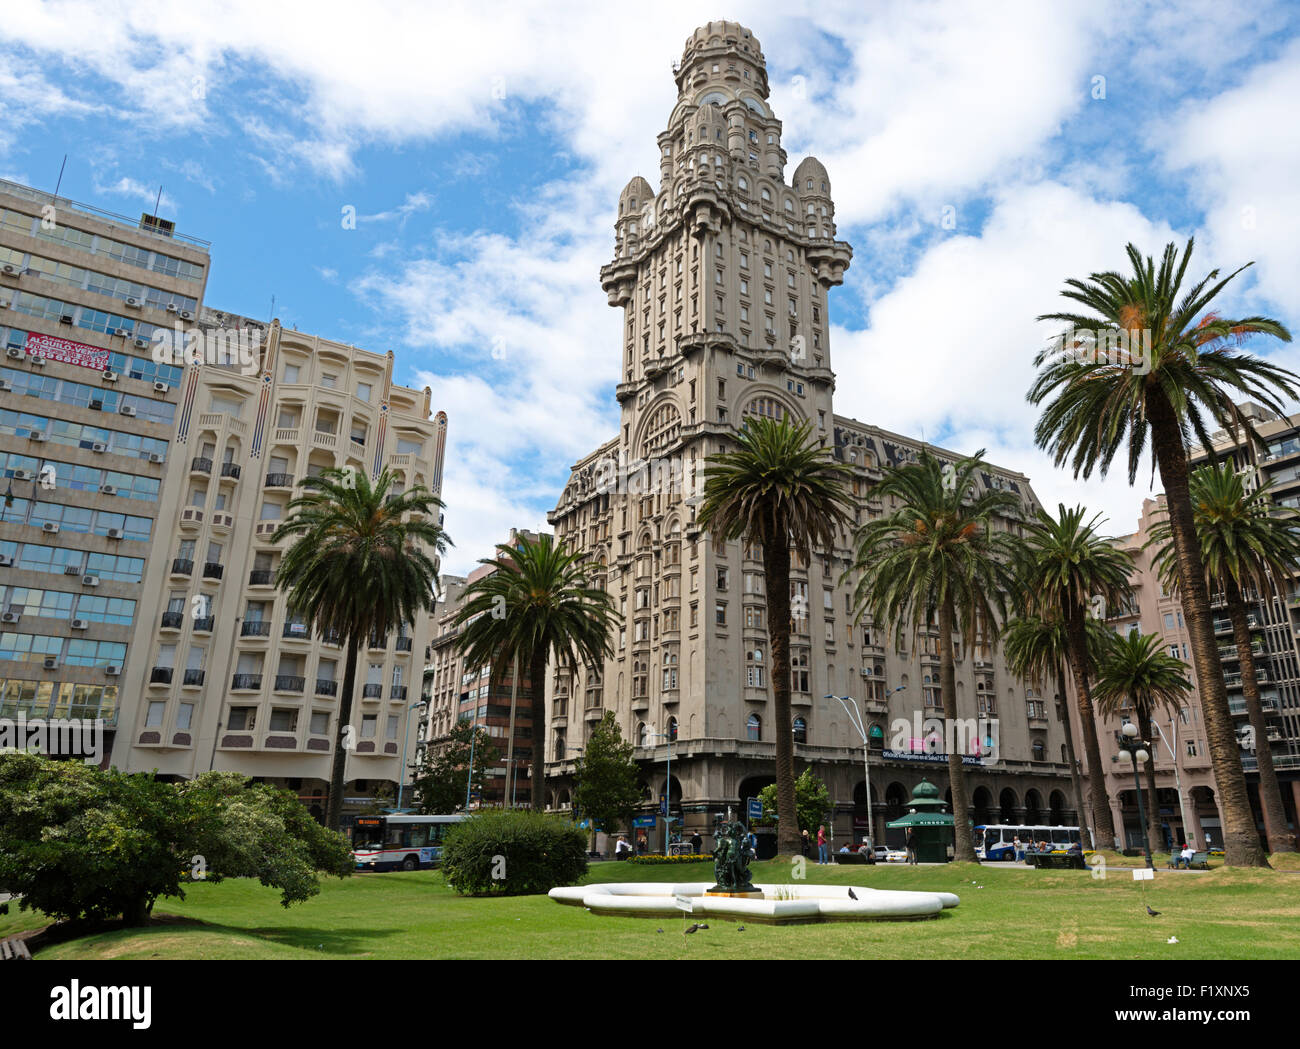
24 332 111 371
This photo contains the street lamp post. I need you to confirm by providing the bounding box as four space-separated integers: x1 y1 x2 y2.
1116 720 1155 869
827 686 904 849
395 699 424 811
648 730 673 854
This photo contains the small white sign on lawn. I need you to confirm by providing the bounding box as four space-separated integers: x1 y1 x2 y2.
1132 867 1154 881
674 894 694 913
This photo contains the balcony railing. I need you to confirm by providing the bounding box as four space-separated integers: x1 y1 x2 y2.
282 623 310 640
149 667 173 684
391 686 408 700
202 562 224 580
231 674 262 690
241 621 271 637
183 669 205 686
395 637 413 652
265 473 295 488
275 675 306 693
193 616 214 633
362 683 383 698
315 679 338 697
220 462 241 480
171 558 194 576
160 611 184 629
248 569 274 586
190 457 212 474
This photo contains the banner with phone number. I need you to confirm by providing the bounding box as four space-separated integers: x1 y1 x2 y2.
24 331 111 371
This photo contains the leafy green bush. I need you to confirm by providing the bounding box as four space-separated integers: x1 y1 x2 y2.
440 810 587 895
626 853 714 865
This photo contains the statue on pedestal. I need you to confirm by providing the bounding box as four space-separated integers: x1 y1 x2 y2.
709 819 755 893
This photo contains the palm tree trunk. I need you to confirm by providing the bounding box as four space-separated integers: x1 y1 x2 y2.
326 635 361 831
1224 576 1292 852
1057 667 1093 848
762 532 800 856
1065 611 1116 847
1147 389 1268 867
529 650 546 812
1136 707 1162 851
940 595 978 862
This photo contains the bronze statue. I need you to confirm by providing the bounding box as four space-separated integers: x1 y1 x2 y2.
710 820 755 893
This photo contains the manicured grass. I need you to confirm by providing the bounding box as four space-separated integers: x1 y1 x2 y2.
6 855 1300 960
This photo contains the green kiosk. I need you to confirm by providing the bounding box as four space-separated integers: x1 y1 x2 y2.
886 780 957 862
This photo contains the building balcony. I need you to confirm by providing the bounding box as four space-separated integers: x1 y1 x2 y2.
240 621 271 638
1229 697 1280 716
315 679 338 697
231 673 263 691
1214 616 1259 635
149 666 173 685
368 635 388 651
190 456 212 475
391 686 408 701
274 675 306 693
265 473 295 489
193 616 215 633
248 569 275 586
395 637 413 652
862 699 890 716
362 683 383 698
282 623 311 640
321 631 342 647
160 611 184 630
1219 644 1264 661
202 562 224 580
182 669 205 687
170 558 194 577
219 462 241 481
1225 669 1271 688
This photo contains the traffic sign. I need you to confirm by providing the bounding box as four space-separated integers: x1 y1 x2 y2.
747 797 762 820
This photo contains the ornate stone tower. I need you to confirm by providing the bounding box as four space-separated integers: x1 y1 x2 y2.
548 21 1071 848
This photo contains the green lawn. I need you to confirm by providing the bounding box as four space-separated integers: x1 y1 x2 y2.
4 858 1298 960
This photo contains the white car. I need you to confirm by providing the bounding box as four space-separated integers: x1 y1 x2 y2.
884 848 908 863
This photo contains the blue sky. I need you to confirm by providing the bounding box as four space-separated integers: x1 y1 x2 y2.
2 0 1299 574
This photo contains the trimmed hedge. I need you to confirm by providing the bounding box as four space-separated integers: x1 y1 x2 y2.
626 853 714 865
440 810 588 896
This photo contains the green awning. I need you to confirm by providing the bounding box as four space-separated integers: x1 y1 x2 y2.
887 812 955 828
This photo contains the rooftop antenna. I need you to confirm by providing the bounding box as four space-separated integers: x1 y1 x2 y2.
53 155 68 198
153 184 163 217
269 294 275 324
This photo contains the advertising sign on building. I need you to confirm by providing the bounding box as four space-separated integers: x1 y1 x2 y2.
24 332 111 371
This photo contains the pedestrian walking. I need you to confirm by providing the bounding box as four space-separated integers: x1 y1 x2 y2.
817 824 829 865
905 828 918 866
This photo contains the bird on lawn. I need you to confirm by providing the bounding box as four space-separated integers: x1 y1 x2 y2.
684 923 701 935
1146 904 1161 917
656 928 664 934
847 888 857 900
737 926 745 932
698 923 709 930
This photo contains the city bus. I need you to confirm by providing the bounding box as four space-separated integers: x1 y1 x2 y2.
351 814 469 871
975 824 1081 861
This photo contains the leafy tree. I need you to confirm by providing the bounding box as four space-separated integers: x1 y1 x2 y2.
847 450 1019 862
453 533 617 811
411 719 499 815
272 466 450 831
758 768 831 837
1092 630 1193 850
1148 464 1300 852
572 711 641 852
1016 505 1135 848
698 416 852 855
1030 237 1295 866
0 754 353 926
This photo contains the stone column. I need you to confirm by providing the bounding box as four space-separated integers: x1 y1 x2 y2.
1184 790 1204 850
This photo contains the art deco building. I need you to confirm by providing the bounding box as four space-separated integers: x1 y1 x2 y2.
543 21 1074 848
109 310 448 820
0 178 210 761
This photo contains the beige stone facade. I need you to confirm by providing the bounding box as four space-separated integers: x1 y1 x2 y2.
542 22 1075 850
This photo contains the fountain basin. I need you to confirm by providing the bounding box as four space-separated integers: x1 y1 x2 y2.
549 882 959 922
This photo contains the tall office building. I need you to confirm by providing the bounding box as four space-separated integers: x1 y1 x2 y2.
111 313 449 820
543 22 1074 847
0 178 210 762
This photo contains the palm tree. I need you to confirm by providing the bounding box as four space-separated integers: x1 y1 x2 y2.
1002 612 1106 848
1029 237 1295 867
1017 505 1134 849
845 450 1019 863
453 533 617 812
1092 630 1193 852
273 466 450 830
697 416 852 856
1148 463 1300 852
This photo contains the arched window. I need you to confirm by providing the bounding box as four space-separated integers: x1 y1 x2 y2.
737 176 748 192
1032 740 1045 761
793 717 807 744
746 714 761 741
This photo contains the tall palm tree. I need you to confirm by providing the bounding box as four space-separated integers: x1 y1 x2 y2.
453 533 617 812
1018 506 1134 849
697 416 852 856
1002 612 1106 848
1029 237 1295 867
846 450 1019 863
1092 630 1193 852
273 466 450 830
1148 463 1300 852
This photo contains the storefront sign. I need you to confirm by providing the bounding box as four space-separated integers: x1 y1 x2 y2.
881 749 983 766
25 332 110 371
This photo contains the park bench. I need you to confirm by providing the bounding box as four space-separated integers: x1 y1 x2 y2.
1025 852 1086 870
0 937 31 961
1167 851 1211 870
833 852 874 865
